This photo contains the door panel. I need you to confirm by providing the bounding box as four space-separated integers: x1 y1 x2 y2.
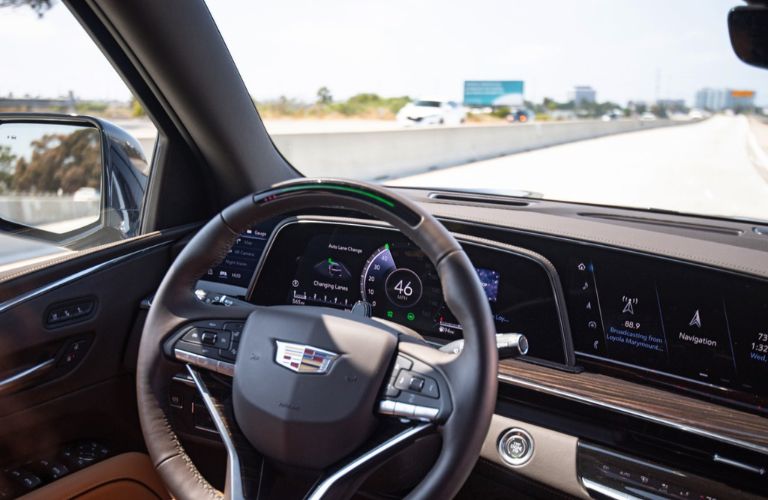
0 231 184 473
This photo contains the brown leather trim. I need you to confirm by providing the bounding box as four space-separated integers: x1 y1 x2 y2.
20 452 170 500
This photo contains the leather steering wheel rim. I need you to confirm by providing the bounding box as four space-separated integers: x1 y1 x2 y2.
136 178 498 499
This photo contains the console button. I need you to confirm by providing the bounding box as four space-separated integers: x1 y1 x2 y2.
6 469 41 491
33 459 69 480
57 339 90 369
193 400 217 433
45 298 96 327
169 391 184 409
498 428 534 466
61 441 109 470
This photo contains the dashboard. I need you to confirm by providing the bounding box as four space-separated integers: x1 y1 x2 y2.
198 215 768 415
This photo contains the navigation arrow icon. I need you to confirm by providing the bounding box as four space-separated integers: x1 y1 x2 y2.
622 301 634 315
689 309 702 328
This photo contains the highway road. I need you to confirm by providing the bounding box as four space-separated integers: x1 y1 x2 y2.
389 116 768 223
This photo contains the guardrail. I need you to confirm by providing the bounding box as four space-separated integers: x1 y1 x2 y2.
272 119 698 180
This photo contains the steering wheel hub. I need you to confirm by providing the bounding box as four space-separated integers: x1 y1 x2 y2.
233 306 398 469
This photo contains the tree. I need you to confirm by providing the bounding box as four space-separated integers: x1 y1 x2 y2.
0 146 16 174
316 87 333 105
131 98 145 117
0 0 54 17
0 146 17 192
12 129 101 194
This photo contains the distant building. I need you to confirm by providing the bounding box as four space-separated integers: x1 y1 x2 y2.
656 99 686 112
695 88 755 111
571 86 596 106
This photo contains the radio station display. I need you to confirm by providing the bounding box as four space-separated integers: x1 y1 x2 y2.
250 222 568 365
566 250 768 398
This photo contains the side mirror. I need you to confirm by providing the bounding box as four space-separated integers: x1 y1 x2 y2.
0 113 149 243
729 4 768 70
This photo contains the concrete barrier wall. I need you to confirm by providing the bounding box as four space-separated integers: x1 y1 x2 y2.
273 119 694 180
0 195 99 226
5 119 698 229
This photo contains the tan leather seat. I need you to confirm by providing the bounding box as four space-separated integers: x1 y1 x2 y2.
21 452 170 500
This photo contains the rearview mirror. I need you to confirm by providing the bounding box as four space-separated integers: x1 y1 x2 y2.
728 5 768 70
0 114 149 242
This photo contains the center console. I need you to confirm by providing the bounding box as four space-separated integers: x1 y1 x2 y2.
578 442 763 500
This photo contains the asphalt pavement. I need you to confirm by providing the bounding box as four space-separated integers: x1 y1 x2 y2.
388 116 768 223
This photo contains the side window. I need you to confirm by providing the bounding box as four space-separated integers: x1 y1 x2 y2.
0 2 157 263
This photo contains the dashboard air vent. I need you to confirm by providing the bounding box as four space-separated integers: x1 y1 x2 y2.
428 192 532 207
580 212 743 236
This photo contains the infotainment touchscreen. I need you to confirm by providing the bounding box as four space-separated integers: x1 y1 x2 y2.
566 250 768 397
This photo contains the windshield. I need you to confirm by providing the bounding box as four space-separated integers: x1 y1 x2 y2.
206 0 768 223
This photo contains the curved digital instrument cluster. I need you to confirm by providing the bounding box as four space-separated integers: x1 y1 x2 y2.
200 216 768 413
249 220 571 366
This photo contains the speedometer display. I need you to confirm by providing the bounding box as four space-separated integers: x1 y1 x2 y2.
361 243 442 331
249 220 569 365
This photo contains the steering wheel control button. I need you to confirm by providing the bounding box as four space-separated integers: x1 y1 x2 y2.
200 331 217 346
384 378 400 397
393 402 417 418
219 346 237 361
174 348 235 377
181 328 202 344
394 355 413 372
378 400 440 422
378 400 397 415
498 428 534 466
212 330 232 349
412 406 439 421
422 378 440 399
408 375 425 392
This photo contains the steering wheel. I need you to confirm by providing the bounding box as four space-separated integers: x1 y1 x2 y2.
136 179 498 499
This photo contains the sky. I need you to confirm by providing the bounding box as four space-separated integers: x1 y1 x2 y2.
2 0 767 106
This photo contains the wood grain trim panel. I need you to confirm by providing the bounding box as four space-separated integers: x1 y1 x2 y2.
498 360 768 454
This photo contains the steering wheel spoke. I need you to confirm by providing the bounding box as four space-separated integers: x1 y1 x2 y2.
306 422 434 500
375 340 455 424
187 366 265 499
166 317 248 377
